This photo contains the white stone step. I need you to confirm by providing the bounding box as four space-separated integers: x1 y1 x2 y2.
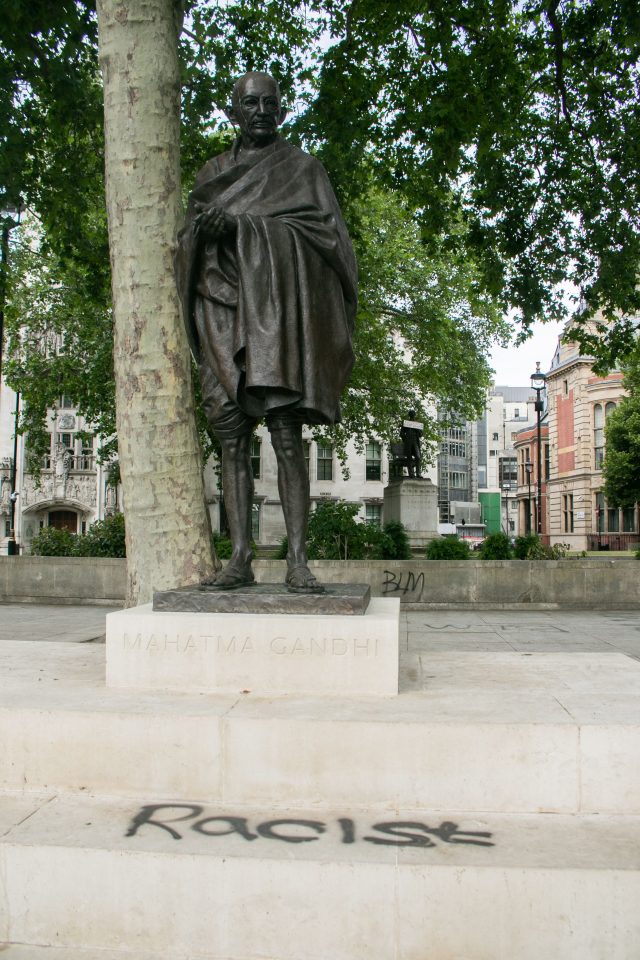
1 793 639 960
2 639 640 814
0 949 157 960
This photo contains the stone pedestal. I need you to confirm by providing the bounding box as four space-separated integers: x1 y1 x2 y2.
106 597 400 697
383 477 438 549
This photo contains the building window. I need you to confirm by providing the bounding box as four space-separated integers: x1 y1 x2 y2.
366 441 382 481
562 494 574 533
563 380 569 394
78 437 94 471
59 395 74 409
595 492 605 533
499 457 517 488
607 506 620 532
492 432 499 441
4 519 10 537
605 401 616 418
449 470 467 488
303 440 311 476
449 441 466 457
250 438 261 479
365 503 382 527
514 408 520 418
594 404 604 469
251 502 261 541
622 507 636 533
544 444 550 480
317 443 334 481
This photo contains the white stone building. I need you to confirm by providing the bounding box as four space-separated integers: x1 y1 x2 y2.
0 381 118 554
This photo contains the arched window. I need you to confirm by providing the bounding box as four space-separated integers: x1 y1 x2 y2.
594 404 604 469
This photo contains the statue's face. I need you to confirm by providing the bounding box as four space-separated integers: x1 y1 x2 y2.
229 74 286 146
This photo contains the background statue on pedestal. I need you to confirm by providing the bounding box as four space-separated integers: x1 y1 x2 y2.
399 410 424 479
175 71 358 593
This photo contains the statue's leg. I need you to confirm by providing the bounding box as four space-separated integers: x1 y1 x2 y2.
204 432 255 588
222 433 254 563
195 348 257 589
268 417 324 594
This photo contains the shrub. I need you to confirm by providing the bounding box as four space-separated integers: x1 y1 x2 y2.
513 535 569 559
425 536 470 560
273 504 410 561
274 536 289 560
513 534 541 559
212 533 233 559
73 513 126 558
382 520 412 560
478 532 513 559
30 526 76 556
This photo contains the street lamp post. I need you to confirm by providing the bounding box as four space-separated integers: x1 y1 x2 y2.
0 197 23 555
525 459 533 534
530 362 546 537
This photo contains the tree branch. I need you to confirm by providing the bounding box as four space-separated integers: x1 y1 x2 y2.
545 0 571 122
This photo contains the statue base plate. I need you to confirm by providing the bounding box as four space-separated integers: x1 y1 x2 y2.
153 582 370 616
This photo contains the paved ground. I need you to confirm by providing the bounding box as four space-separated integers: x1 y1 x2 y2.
0 603 118 643
1 603 640 661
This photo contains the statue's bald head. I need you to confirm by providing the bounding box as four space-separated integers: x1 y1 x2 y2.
231 71 281 112
226 71 287 147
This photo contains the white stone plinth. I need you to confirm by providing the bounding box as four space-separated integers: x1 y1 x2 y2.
383 478 438 548
106 598 399 697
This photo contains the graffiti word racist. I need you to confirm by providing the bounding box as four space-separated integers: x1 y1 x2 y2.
382 570 425 598
126 804 494 848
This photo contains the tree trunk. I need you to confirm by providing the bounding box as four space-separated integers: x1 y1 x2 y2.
96 0 216 605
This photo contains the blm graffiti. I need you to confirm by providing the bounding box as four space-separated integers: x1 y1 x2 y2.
382 569 426 599
126 804 495 848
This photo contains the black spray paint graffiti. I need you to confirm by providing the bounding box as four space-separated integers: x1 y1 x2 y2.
382 570 425 599
126 804 494 848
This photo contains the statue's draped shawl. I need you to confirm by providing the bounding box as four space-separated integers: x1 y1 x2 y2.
175 138 357 424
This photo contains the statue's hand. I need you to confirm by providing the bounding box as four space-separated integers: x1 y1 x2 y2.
194 203 237 240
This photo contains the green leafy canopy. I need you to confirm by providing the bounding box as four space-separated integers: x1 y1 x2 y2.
2 0 639 457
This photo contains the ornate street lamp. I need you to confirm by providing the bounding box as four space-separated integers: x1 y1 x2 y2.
525 459 533 534
530 362 546 536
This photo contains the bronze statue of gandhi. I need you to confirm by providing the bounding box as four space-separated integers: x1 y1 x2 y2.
175 71 357 592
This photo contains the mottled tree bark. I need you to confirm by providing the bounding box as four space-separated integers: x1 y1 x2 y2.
96 0 215 604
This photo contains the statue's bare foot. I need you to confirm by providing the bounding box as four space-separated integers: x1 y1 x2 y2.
202 562 255 590
286 563 325 594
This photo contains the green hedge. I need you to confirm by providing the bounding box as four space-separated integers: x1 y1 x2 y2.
425 537 470 560
30 513 126 558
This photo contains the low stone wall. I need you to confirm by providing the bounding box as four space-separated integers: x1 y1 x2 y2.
1 556 638 608
0 556 126 605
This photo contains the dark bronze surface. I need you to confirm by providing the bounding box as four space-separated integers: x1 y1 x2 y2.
153 583 371 616
174 71 357 594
